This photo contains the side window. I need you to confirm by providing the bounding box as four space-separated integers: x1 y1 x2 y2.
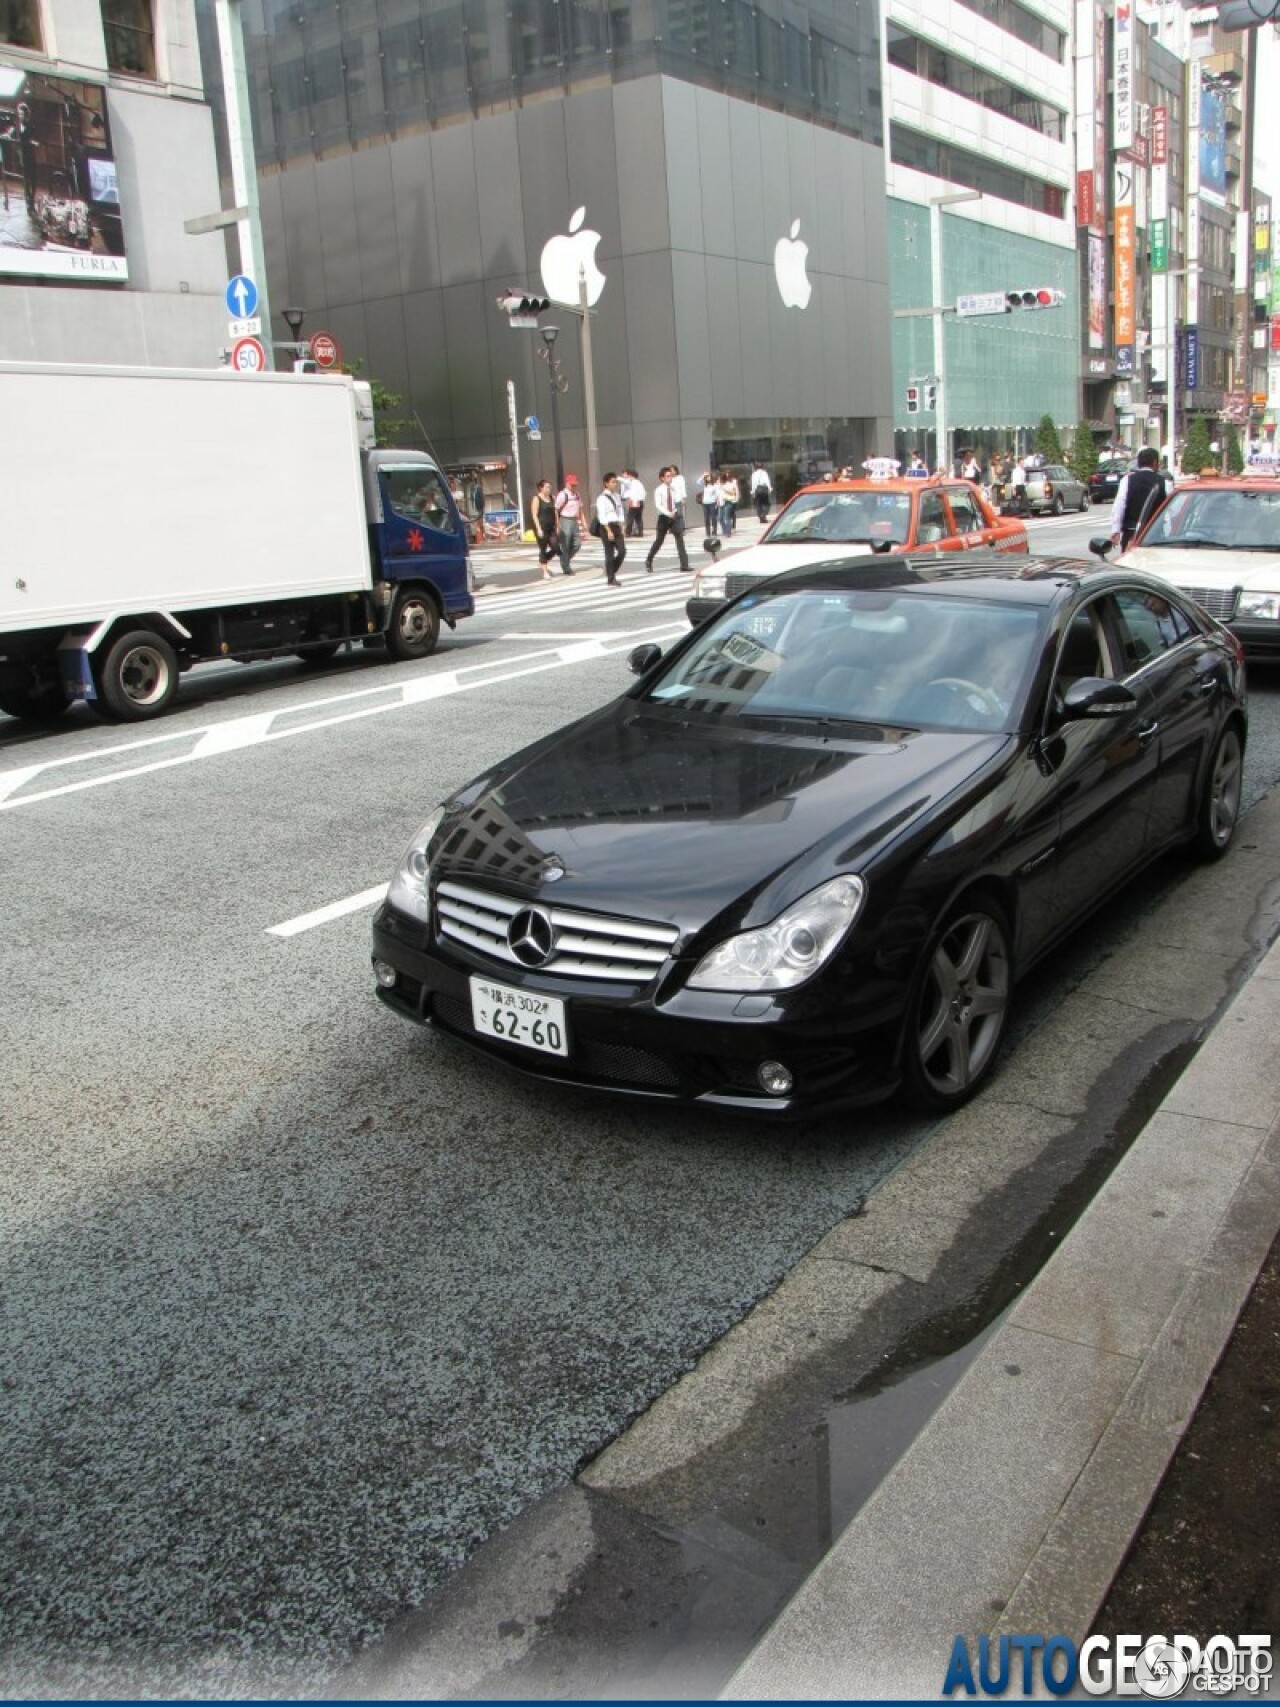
384 468 456 533
917 490 949 544
1112 589 1193 670
944 489 981 534
1053 601 1114 698
1 0 44 47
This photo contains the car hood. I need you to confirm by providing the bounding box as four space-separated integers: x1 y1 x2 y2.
437 705 1011 937
696 539 879 584
1118 545 1280 589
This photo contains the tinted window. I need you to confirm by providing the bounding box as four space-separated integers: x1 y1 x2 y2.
766 490 912 546
1112 590 1193 669
1053 603 1112 693
1141 487 1280 551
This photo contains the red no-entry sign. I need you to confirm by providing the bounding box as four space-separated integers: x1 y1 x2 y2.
309 331 341 370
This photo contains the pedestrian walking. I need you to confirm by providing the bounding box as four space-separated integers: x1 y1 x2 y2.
1010 456 1028 517
1109 447 1166 552
529 479 559 579
750 463 772 522
906 453 928 479
698 470 720 536
645 466 691 572
960 451 981 484
597 472 627 584
718 470 740 536
623 470 646 536
553 473 581 575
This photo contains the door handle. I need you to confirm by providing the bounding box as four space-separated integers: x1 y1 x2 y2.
1136 719 1159 746
1193 676 1218 697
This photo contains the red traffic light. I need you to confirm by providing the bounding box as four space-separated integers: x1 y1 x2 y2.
1007 287 1065 309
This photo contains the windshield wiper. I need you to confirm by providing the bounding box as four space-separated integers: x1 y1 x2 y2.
1142 536 1238 550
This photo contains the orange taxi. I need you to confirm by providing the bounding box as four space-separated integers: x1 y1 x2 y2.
687 477 1029 624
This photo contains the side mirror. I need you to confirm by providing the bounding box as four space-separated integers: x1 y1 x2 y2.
1059 676 1137 720
1088 536 1113 560
628 643 663 677
703 537 722 557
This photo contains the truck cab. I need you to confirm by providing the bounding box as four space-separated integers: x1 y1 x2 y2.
365 450 475 660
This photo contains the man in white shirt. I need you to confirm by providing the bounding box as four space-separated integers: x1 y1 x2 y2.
1010 458 1028 516
750 462 772 522
645 466 691 571
623 471 646 537
597 472 627 584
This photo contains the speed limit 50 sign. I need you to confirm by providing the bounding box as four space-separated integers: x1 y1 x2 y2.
230 336 267 372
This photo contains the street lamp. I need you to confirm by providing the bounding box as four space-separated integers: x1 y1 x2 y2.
539 324 566 490
930 190 982 473
281 305 305 351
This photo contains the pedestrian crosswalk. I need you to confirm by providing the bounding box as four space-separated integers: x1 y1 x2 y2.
474 562 697 623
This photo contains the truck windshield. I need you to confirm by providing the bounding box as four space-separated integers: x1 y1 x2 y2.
383 466 455 532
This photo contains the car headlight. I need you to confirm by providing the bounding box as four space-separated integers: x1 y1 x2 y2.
386 806 446 922
687 875 866 992
1236 591 1280 621
696 568 727 600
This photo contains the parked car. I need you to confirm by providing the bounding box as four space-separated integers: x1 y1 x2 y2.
1101 474 1280 660
1088 457 1131 506
1022 463 1091 516
685 478 1027 625
372 555 1246 1120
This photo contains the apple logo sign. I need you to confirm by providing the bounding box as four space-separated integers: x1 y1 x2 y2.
774 219 812 309
540 206 607 308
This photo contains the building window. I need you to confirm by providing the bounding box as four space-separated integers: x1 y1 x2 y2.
887 25 1066 141
1 0 43 50
954 0 1065 63
102 0 156 78
891 123 1066 217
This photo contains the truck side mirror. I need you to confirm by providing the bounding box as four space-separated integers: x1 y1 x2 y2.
1088 536 1113 560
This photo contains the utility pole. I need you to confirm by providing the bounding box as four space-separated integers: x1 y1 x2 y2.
929 191 982 472
213 0 273 368
578 265 600 499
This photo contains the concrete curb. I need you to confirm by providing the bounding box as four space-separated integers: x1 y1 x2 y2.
723 939 1280 1700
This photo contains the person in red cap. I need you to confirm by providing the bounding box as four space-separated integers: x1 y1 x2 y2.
553 473 582 576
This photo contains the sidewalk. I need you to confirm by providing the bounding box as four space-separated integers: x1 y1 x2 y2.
725 936 1280 1698
469 510 775 588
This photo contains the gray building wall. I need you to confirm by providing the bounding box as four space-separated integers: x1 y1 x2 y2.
258 73 892 486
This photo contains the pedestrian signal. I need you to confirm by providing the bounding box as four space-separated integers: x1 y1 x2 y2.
906 384 921 414
925 382 937 411
1006 288 1066 310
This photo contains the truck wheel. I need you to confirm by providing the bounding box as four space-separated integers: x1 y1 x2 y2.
0 678 71 722
387 589 440 661
96 629 179 720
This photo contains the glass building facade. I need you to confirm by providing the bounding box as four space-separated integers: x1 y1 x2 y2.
201 0 894 489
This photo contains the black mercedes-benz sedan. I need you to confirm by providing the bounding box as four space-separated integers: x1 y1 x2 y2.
371 556 1246 1119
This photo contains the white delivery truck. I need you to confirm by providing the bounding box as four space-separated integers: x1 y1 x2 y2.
0 362 474 723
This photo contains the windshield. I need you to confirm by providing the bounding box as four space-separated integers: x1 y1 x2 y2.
645 588 1044 733
763 490 912 546
1140 487 1280 552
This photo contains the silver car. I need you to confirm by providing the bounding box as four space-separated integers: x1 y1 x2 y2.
1024 463 1090 515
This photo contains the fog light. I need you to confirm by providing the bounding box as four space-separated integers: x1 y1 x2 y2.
374 960 398 989
758 1060 793 1096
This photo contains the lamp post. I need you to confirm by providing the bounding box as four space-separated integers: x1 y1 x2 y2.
281 304 305 365
539 325 566 490
929 190 982 474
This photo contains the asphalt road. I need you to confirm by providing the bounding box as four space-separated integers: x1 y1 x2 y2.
2 530 1278 1696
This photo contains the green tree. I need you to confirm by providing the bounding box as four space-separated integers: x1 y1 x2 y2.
1182 414 1213 474
1068 422 1099 483
341 358 423 448
1034 414 1063 462
1225 424 1244 474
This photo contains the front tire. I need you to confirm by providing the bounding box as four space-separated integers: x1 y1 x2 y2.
95 629 179 721
386 587 441 661
901 898 1012 1112
0 675 71 723
1192 724 1243 861
1051 494 1065 516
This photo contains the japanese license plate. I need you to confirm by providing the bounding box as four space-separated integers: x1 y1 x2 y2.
469 976 569 1057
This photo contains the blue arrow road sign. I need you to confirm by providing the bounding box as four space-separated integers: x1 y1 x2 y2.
225 274 259 319
525 415 540 432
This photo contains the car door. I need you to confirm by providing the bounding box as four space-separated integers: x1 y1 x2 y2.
942 486 987 548
1108 587 1224 852
1030 595 1161 938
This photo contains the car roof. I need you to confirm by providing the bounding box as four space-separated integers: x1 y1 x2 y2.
789 477 979 497
1171 475 1280 491
752 552 1195 608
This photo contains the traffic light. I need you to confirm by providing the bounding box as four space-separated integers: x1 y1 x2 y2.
1006 288 1066 310
906 384 921 414
496 289 551 317
925 381 937 411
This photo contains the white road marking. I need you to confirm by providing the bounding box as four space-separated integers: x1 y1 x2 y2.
266 884 387 938
0 629 684 814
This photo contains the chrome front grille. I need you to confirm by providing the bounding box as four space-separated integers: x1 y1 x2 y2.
1181 586 1239 622
725 571 762 601
435 879 679 983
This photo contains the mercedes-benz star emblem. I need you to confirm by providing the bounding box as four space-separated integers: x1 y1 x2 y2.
507 906 556 967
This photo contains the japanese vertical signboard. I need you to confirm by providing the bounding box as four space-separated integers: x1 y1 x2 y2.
1089 232 1106 351
1152 105 1168 168
1113 1 1134 154
1152 219 1168 273
1114 162 1136 375
1093 4 1107 236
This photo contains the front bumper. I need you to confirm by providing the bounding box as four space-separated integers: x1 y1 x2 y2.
371 902 903 1118
1227 619 1280 663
